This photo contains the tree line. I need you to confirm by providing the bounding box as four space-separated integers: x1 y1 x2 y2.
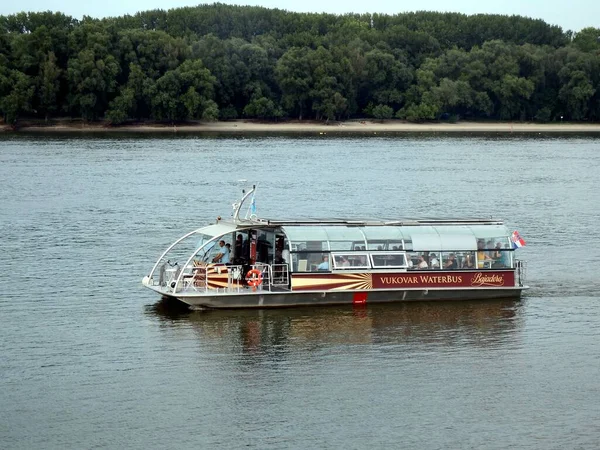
1 3 599 125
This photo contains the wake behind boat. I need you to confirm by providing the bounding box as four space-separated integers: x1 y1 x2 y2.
142 186 528 309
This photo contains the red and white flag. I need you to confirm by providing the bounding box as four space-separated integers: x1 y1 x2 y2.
511 230 526 248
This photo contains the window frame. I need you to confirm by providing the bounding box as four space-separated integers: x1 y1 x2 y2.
331 252 371 270
369 252 409 269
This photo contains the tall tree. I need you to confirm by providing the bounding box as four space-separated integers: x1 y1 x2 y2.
0 70 34 125
38 51 61 121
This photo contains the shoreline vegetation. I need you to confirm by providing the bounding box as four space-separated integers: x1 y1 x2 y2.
3 119 600 134
1 5 600 128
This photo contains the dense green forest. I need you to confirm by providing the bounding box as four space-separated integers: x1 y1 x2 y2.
1 3 599 125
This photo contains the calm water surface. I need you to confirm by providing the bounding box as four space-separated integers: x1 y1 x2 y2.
0 134 599 449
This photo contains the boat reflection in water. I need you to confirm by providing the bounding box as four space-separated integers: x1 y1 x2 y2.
148 296 522 352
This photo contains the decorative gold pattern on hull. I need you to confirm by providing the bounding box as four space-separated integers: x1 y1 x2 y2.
292 273 373 291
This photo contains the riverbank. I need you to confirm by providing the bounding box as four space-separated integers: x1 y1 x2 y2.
2 119 600 133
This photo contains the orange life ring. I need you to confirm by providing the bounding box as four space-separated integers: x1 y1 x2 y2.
246 269 263 288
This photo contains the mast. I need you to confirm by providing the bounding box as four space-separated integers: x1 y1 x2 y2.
232 185 256 223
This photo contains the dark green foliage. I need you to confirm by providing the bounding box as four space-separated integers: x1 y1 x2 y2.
0 70 34 124
0 5 598 124
372 104 394 120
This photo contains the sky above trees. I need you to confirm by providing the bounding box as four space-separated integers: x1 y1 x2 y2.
0 0 597 32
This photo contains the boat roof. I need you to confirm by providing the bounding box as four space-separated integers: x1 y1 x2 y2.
195 187 510 251
198 217 510 251
235 217 504 227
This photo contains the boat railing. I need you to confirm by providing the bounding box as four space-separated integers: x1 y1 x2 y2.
254 262 290 290
154 260 183 288
515 259 527 286
271 264 290 287
167 262 291 294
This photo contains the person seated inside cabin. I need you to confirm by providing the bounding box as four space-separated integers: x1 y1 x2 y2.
492 242 502 259
501 244 511 267
335 255 350 268
462 253 475 269
444 253 458 269
212 240 230 264
485 240 494 257
491 242 503 267
317 255 330 271
492 243 512 268
477 240 492 268
430 253 440 269
416 255 428 269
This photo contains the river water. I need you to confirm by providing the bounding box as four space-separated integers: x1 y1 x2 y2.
0 133 599 449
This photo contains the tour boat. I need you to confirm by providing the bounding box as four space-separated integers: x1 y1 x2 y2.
142 186 528 309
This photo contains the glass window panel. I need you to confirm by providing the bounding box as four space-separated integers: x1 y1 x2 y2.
408 252 432 269
367 241 388 251
332 253 370 269
469 225 510 239
293 252 330 272
454 251 476 269
438 234 477 250
329 241 356 251
434 225 474 235
399 225 436 238
410 233 442 251
361 226 404 250
324 227 365 251
429 252 441 269
493 250 513 268
332 254 351 269
370 253 407 268
282 226 329 251
440 252 459 269
361 226 405 240
282 226 328 242
197 223 240 237
323 226 365 241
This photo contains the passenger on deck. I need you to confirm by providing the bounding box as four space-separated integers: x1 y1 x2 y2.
282 248 290 265
417 255 428 269
212 240 230 264
430 253 440 269
462 254 474 269
275 249 284 265
317 255 330 271
234 234 243 261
